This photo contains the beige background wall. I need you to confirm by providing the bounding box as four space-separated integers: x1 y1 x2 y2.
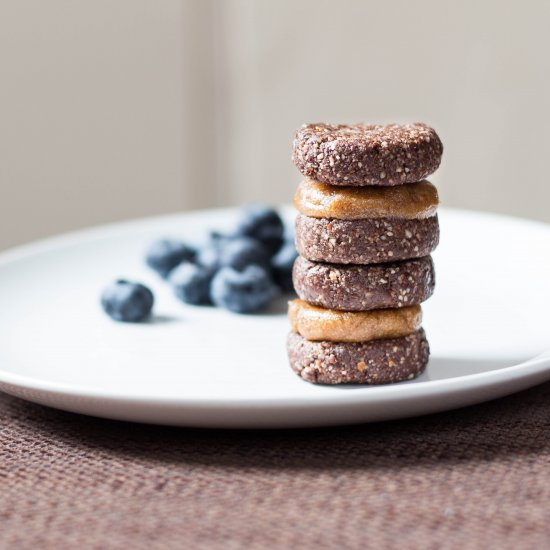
1 0 549 250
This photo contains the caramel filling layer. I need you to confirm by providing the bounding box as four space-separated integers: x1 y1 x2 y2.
294 179 438 220
288 300 422 343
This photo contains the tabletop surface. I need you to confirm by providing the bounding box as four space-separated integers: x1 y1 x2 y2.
1 384 550 549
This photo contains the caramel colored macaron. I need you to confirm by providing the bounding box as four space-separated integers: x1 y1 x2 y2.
294 179 439 220
292 122 443 186
295 214 439 265
288 300 422 343
287 329 429 385
293 255 435 311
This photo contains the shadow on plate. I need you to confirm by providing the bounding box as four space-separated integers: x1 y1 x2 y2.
144 314 183 325
421 356 525 380
329 356 526 389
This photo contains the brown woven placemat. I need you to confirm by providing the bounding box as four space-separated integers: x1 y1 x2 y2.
1 384 550 550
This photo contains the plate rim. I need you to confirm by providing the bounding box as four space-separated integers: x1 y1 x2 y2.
1 351 550 410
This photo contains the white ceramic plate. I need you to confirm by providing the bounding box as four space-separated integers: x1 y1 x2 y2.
0 207 549 428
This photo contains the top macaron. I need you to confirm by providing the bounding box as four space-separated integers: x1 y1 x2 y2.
292 122 443 186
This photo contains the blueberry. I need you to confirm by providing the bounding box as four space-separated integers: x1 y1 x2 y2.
235 205 284 256
196 244 222 270
271 241 298 292
145 239 196 278
219 237 270 271
169 262 213 305
197 236 270 272
101 280 154 322
210 265 277 313
195 232 230 270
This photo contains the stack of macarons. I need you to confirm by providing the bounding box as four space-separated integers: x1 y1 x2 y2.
287 123 443 384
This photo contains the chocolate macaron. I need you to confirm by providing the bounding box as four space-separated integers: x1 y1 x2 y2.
293 123 443 186
287 329 429 384
295 214 439 265
293 255 435 311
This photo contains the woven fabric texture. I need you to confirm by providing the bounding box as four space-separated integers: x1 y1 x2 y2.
1 385 550 550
